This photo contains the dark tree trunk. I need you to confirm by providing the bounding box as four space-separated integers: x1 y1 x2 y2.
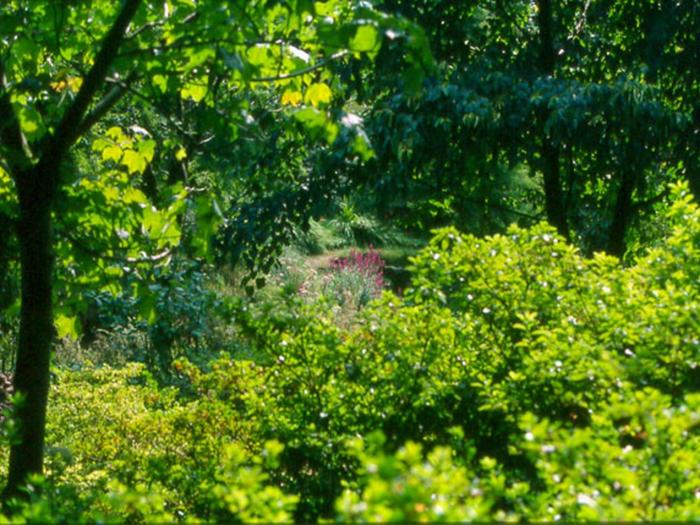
687 163 700 202
541 140 569 239
607 168 635 258
4 168 56 498
536 0 569 239
687 108 700 201
537 0 556 75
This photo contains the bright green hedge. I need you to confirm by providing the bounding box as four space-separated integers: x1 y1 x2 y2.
2 184 699 522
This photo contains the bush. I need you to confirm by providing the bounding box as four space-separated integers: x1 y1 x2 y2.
57 258 228 378
3 184 700 522
516 389 700 520
336 432 523 522
0 363 295 523
195 184 700 520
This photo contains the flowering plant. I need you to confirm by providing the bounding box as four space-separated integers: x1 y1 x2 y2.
324 248 385 309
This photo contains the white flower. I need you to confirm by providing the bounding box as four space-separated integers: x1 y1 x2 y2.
577 493 596 507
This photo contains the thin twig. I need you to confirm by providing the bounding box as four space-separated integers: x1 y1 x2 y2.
76 72 138 138
60 229 173 265
249 51 349 83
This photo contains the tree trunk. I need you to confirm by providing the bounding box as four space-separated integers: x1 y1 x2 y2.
3 168 55 499
537 0 556 76
687 107 700 201
607 168 635 258
536 0 569 239
541 140 569 239
1 0 141 500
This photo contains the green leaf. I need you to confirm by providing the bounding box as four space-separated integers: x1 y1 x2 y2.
17 106 46 140
102 145 123 162
103 186 120 202
138 292 158 325
247 45 272 67
181 81 208 102
184 47 215 71
191 195 223 260
351 133 374 162
294 106 326 129
350 25 380 53
304 83 332 108
122 149 147 175
55 314 79 340
106 127 125 141
91 138 111 152
138 139 156 163
294 107 338 143
123 187 149 205
152 74 168 93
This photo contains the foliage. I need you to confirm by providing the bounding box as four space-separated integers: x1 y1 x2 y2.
293 212 420 258
352 0 700 256
1 364 295 523
2 0 700 512
0 0 433 331
137 259 225 373
52 258 227 378
327 200 396 248
0 0 437 492
336 433 509 522
45 182 687 521
0 185 700 520
517 389 700 520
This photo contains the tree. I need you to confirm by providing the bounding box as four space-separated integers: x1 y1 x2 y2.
0 0 429 497
359 0 696 256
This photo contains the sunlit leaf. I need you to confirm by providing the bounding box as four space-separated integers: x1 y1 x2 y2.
181 82 208 102
17 106 46 140
304 83 332 108
122 149 147 174
102 145 123 162
350 25 379 53
281 89 303 106
55 314 79 339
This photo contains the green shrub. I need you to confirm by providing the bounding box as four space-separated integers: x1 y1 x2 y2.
329 199 389 248
55 258 232 379
516 389 700 520
335 432 524 522
0 364 292 523
335 386 700 522
194 184 700 520
3 184 700 522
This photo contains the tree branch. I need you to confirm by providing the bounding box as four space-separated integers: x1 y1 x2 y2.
75 72 137 138
126 20 163 39
0 59 31 175
115 38 303 58
39 0 143 170
249 50 349 83
630 189 670 215
58 228 173 265
570 0 593 40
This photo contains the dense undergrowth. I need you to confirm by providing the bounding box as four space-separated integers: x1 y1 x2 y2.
2 185 700 522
